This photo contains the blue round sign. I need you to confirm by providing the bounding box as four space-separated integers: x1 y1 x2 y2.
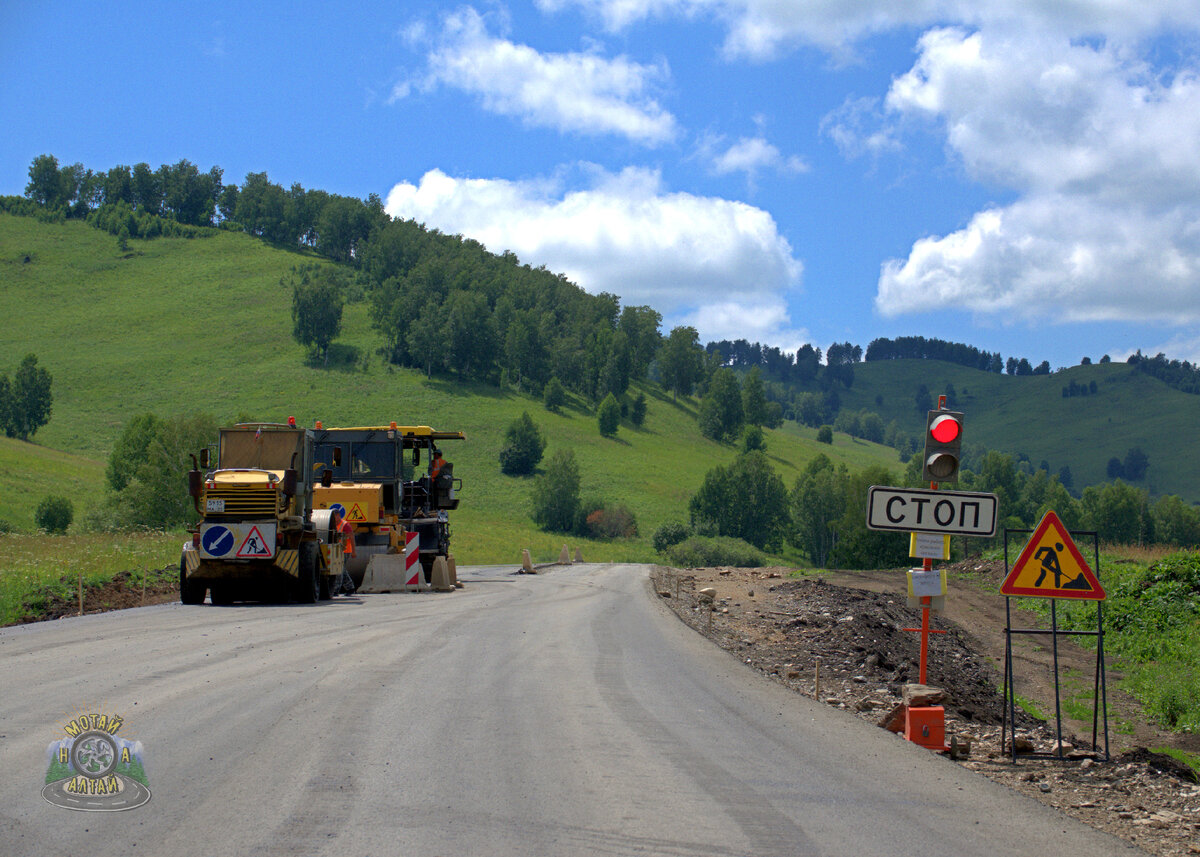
202 525 235 557
328 503 346 519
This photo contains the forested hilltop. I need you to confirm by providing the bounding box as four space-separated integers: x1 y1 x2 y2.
7 154 1200 509
3 155 667 403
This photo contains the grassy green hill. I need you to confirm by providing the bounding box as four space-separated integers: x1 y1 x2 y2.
837 360 1200 500
0 438 104 531
0 214 900 562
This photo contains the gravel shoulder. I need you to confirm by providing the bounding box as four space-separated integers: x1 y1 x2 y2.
652 561 1200 857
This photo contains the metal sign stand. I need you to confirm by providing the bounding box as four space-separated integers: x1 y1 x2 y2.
1000 528 1110 762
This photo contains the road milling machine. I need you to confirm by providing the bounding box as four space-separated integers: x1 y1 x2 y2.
180 421 347 604
312 423 465 593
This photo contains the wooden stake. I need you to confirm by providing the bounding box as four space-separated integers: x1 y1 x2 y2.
78 573 83 616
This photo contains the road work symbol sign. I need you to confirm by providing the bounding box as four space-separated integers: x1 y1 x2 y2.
1001 511 1105 600
236 526 273 558
347 503 367 522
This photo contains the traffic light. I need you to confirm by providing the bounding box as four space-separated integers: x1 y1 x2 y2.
922 409 963 483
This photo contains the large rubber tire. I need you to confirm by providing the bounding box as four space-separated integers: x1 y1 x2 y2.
180 555 206 605
319 572 332 601
294 542 320 604
210 584 235 606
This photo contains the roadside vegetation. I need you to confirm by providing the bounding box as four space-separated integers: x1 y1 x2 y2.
0 531 179 626
1019 549 1200 733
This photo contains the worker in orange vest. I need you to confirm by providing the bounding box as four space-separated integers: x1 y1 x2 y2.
430 447 447 480
339 515 356 558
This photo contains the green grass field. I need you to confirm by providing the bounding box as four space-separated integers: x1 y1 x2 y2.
0 437 105 531
0 213 902 570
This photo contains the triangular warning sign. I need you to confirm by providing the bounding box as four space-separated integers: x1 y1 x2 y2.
1001 511 1105 600
236 526 273 558
347 503 367 522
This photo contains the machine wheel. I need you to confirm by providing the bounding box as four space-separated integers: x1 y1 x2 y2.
210 584 234 606
180 555 206 605
294 542 320 604
319 572 332 600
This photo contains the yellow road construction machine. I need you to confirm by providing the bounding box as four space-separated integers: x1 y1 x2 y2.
311 423 465 593
181 421 346 604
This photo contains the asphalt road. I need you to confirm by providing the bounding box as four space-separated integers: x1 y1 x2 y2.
0 563 1138 856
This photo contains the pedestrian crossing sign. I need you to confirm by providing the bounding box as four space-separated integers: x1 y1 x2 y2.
1000 511 1105 600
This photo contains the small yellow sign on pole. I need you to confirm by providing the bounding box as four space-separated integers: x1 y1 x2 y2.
909 532 950 560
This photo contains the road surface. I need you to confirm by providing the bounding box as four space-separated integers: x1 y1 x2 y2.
0 563 1137 856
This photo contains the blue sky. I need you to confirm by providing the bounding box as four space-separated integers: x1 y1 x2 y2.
4 1 1200 369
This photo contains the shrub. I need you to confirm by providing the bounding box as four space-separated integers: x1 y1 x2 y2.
584 505 639 539
107 412 219 528
665 536 769 568
499 412 546 476
698 368 744 442
816 425 833 444
597 393 620 437
630 391 647 427
653 521 690 552
543 376 566 412
741 424 765 453
688 451 790 550
77 504 124 534
36 495 74 534
531 449 580 532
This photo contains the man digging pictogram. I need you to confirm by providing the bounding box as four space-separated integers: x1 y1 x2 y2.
1034 542 1064 588
1034 540 1092 590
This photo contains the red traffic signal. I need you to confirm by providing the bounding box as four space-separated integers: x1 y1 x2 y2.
929 413 960 444
923 410 963 483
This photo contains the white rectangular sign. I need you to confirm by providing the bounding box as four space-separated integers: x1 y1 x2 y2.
867 486 998 537
910 532 950 560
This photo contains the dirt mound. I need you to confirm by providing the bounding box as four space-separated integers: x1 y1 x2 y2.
765 578 1034 728
19 567 179 624
1120 748 1200 784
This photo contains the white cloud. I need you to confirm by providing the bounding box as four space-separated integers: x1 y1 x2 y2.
1149 332 1200 364
877 27 1200 322
384 165 804 343
536 0 1200 59
707 136 808 177
398 7 678 145
878 196 1200 322
820 96 902 159
886 29 1200 204
675 299 810 353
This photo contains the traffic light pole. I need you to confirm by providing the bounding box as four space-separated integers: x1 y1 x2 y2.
915 395 949 685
